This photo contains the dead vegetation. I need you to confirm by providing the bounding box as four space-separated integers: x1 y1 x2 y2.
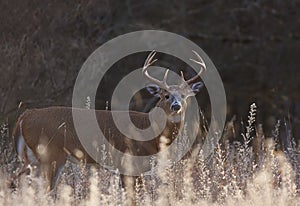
1 104 300 205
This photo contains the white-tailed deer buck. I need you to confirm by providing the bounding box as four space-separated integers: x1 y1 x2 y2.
11 50 206 192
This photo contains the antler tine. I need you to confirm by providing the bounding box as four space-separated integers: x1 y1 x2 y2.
163 69 169 84
180 71 185 81
143 51 169 90
143 50 157 69
184 50 206 85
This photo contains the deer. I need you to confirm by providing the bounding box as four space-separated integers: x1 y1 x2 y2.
11 50 206 194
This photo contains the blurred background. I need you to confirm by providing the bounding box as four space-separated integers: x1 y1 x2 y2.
0 0 299 139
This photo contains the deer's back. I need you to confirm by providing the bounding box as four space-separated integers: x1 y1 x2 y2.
16 107 160 163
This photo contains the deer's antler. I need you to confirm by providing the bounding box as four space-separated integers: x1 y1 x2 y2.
180 50 206 87
143 51 170 90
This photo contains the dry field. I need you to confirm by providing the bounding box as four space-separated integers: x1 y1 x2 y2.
0 104 299 205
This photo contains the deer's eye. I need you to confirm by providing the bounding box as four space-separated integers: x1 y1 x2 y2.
165 94 170 99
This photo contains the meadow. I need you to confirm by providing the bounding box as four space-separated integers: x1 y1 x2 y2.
0 103 299 205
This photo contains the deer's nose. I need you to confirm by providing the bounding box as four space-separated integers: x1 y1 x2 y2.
171 103 181 112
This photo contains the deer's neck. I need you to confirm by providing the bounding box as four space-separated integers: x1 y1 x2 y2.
160 114 184 146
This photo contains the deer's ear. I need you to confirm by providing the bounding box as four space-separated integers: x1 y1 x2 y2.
190 82 204 96
146 84 161 96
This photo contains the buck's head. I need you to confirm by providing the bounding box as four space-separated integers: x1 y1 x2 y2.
143 51 206 120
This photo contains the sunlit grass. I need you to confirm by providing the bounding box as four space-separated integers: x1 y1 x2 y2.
1 104 299 205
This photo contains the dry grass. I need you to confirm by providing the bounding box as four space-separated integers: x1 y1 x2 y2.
1 104 300 205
